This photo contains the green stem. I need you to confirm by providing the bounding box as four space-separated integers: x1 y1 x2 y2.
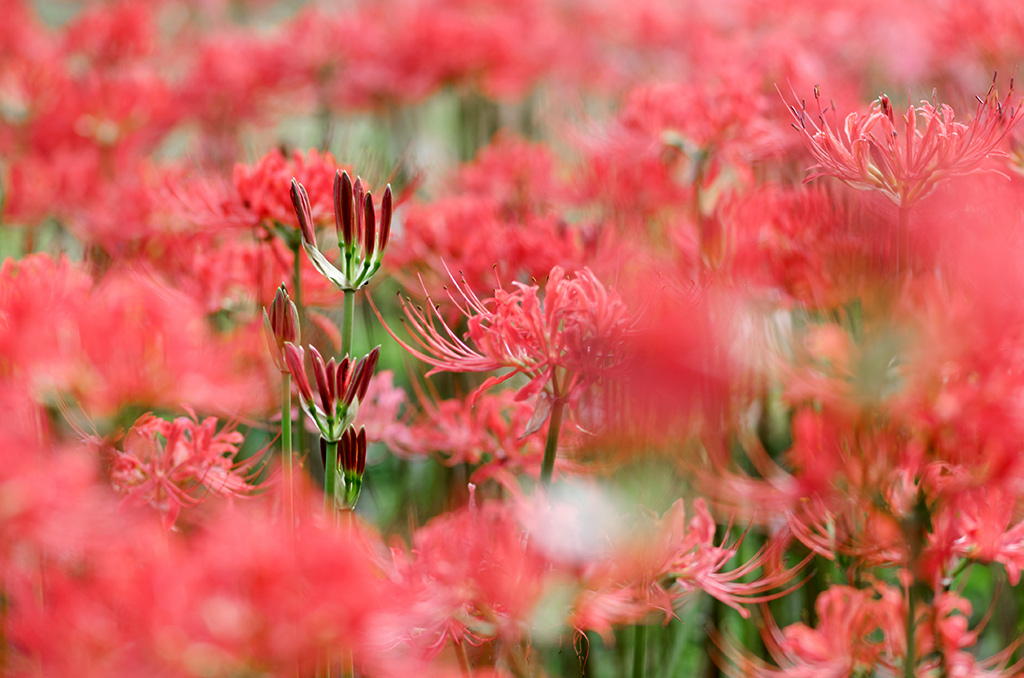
539 397 566 488
633 623 647 678
324 439 338 515
291 242 307 468
905 584 917 678
340 508 355 678
455 640 472 677
342 290 355 358
282 374 293 530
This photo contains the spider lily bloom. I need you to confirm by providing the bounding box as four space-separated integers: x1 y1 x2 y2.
262 283 300 372
284 343 379 442
109 410 265 529
384 265 634 432
290 171 393 292
787 76 1024 207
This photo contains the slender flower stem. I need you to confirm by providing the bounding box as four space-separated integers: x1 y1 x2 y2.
905 584 916 678
454 640 472 677
539 397 566 488
282 374 294 530
342 290 355 357
339 508 355 678
291 243 307 466
632 623 647 678
324 439 338 514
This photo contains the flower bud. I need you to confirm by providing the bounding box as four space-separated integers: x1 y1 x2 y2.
263 285 299 372
334 170 354 249
289 179 317 247
339 426 367 509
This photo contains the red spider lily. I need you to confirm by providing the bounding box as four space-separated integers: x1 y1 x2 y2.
394 386 586 486
399 388 543 467
291 171 393 291
109 409 268 528
787 76 1024 206
284 343 379 441
262 283 300 372
382 265 634 432
386 135 585 304
387 195 585 309
931 487 1024 585
235 149 345 230
352 370 414 450
718 583 1018 678
519 491 806 637
8 489 390 678
384 498 550 661
720 184 881 308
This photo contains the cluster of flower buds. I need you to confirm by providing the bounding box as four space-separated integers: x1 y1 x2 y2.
322 427 368 510
262 284 300 373
284 344 380 442
290 170 393 291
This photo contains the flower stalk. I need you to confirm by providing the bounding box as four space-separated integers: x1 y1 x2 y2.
633 623 647 678
323 438 339 515
539 395 565 488
263 284 301 526
282 373 293 527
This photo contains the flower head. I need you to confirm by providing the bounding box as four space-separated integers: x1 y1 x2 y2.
262 283 300 373
284 343 379 442
787 76 1023 206
291 170 393 292
110 410 265 528
381 265 634 431
338 426 367 509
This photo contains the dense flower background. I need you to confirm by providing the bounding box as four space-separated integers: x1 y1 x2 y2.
4 0 1024 676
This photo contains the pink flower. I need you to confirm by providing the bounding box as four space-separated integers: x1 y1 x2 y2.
381 265 634 432
787 76 1023 206
109 409 266 528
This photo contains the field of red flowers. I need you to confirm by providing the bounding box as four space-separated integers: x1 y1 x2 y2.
5 1 1024 676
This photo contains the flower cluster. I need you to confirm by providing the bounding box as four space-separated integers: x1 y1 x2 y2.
285 343 379 443
788 77 1024 206
291 171 393 292
388 265 635 431
109 410 264 528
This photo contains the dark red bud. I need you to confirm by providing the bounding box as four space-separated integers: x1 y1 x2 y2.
356 427 367 474
284 343 313 403
363 193 376 261
345 358 366 406
335 170 354 248
309 346 332 414
290 179 317 247
353 177 365 248
344 427 357 472
326 359 339 409
379 185 393 254
356 346 380 401
271 284 298 344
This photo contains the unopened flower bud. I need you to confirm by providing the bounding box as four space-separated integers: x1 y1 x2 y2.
339 426 367 509
263 285 299 372
289 179 317 247
334 170 354 249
